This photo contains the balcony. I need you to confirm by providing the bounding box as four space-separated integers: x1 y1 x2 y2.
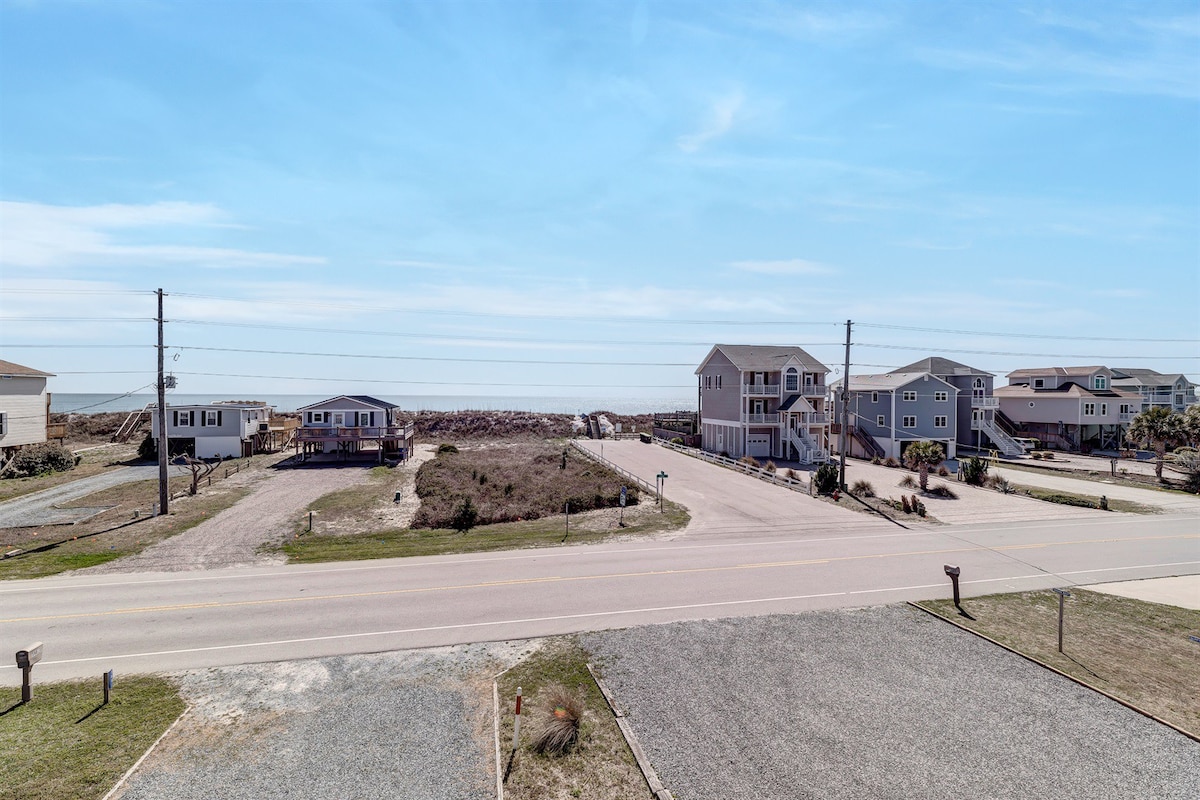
971 396 1000 408
743 413 780 425
296 425 413 441
800 384 826 398
1119 412 1135 423
744 383 781 397
799 412 828 425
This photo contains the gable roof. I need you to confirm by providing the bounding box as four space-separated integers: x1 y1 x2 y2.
1007 366 1108 380
296 394 399 411
0 359 55 378
994 383 1139 400
1110 368 1192 386
890 357 990 377
831 372 957 392
695 344 829 375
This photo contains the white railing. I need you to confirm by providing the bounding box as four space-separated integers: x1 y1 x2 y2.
653 437 811 493
744 384 781 396
800 385 826 398
1119 412 1135 423
743 413 780 424
971 396 1000 408
799 412 828 425
569 441 659 498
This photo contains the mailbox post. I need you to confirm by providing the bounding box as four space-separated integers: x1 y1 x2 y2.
944 565 962 610
15 642 43 703
656 471 668 513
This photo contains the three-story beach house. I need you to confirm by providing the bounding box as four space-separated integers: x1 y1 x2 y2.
695 345 831 463
995 366 1141 452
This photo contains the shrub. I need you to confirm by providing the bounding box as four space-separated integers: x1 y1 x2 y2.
785 468 799 481
739 455 761 468
850 479 875 498
901 495 912 513
884 457 900 468
437 443 459 454
1033 492 1094 508
670 437 684 445
1043 451 1055 459
813 464 839 495
449 496 479 533
764 460 777 473
915 499 927 517
927 484 957 499
898 475 917 489
138 433 157 461
989 476 1014 494
870 456 883 465
530 685 583 756
961 457 989 486
7 443 76 478
1031 451 1043 460
936 465 950 477
719 451 731 459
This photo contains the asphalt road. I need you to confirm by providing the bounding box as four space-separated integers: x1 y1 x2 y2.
2 509 1196 685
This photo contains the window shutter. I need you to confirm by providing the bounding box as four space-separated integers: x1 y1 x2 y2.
370 412 375 426
189 411 195 426
217 410 223 426
306 412 312 424
172 411 178 426
0 412 6 435
200 410 207 427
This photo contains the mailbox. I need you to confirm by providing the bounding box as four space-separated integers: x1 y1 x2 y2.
16 642 43 670
943 564 960 578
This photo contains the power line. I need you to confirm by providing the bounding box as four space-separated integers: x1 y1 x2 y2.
172 345 695 367
856 342 1200 360
174 371 692 389
856 322 1198 344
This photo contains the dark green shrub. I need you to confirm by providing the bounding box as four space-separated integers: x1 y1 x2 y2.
8 443 76 477
961 457 989 486
814 464 839 494
449 496 479 532
670 437 684 445
138 433 157 461
437 443 459 454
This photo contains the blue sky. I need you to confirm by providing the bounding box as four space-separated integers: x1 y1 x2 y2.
1 0 1197 401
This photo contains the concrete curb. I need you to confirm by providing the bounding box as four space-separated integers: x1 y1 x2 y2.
587 662 674 800
101 704 191 800
906 601 1199 743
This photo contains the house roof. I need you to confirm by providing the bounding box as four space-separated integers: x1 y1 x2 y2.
695 344 829 375
1110 368 1192 387
831 372 957 392
1007 366 1108 379
993 383 1139 400
889 357 990 377
295 394 399 411
777 394 815 413
0 359 55 378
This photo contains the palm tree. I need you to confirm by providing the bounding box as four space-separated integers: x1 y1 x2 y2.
1126 407 1185 481
903 440 945 492
1183 404 1200 448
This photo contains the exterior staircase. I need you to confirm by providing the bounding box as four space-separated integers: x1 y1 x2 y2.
975 416 1025 456
850 425 886 459
112 404 153 443
586 414 603 440
788 428 829 464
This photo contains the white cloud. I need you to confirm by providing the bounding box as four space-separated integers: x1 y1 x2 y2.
0 200 324 269
730 258 835 276
677 90 744 153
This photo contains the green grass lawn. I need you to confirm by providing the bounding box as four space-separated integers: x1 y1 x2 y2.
280 500 689 562
0 675 184 800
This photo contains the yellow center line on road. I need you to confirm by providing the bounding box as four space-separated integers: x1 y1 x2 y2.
4 532 1195 624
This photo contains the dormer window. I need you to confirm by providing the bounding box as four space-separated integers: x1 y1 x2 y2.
785 368 799 393
1093 375 1107 390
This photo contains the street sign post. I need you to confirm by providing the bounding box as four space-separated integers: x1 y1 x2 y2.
656 471 668 513
619 486 626 527
1052 588 1072 653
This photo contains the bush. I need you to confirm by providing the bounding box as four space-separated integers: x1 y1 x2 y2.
936 465 950 477
884 457 899 468
961 457 989 486
915 498 926 517
764 460 777 473
785 468 799 481
901 495 912 513
1032 492 1094 508
870 456 883 465
988 475 1015 494
530 685 583 756
850 479 875 498
739 455 761 468
1031 451 1043 460
437 443 459 454
927 484 957 499
813 464 839 495
670 437 684 445
898 475 917 489
138 433 157 461
7 443 76 478
449 496 479 533
1042 451 1055 460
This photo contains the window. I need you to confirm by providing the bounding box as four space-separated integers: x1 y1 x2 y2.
1033 379 1045 388
785 368 798 393
717 374 722 389
306 411 327 424
902 391 917 401
902 415 916 428
871 392 879 403
1120 404 1132 414
877 415 885 427
1083 403 1096 416
204 410 219 426
174 410 194 427
1093 375 1107 390
1100 403 1107 416
934 415 948 428
934 391 948 402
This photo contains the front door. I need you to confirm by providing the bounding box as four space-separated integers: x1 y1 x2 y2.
332 412 344 427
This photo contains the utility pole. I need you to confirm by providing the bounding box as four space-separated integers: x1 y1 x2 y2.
156 288 169 515
838 319 851 491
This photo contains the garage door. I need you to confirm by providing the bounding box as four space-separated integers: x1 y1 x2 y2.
747 434 771 458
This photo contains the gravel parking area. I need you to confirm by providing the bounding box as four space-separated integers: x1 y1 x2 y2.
583 606 1199 800
0 464 162 528
113 642 529 800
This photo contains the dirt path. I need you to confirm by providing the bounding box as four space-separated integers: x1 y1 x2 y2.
82 463 379 573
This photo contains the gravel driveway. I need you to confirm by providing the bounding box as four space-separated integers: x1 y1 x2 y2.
0 464 163 528
583 606 1199 800
112 642 528 800
82 463 378 573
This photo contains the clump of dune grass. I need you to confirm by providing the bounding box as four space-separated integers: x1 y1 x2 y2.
530 684 584 756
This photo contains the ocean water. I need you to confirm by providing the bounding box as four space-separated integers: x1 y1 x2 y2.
51 393 697 416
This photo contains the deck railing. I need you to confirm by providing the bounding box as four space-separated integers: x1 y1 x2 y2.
296 424 414 440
